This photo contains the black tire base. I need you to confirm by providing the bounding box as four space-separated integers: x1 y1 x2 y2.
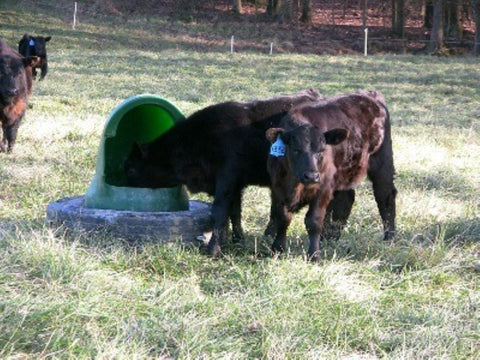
46 196 212 243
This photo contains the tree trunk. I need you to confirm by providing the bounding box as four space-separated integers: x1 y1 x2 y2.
473 0 480 55
427 0 447 53
300 0 312 23
267 0 280 16
362 0 368 28
232 0 243 14
267 0 275 15
392 0 405 36
278 0 294 22
444 0 463 39
269 0 294 22
424 0 435 28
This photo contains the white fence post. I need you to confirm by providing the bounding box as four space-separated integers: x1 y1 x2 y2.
364 28 368 56
73 2 77 29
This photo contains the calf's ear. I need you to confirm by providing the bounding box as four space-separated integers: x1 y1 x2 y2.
266 128 285 143
324 128 348 145
45 36 52 42
19 34 28 45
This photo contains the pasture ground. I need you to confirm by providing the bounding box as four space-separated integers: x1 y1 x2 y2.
0 1 479 358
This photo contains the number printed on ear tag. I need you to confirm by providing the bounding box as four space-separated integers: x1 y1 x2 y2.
270 136 286 157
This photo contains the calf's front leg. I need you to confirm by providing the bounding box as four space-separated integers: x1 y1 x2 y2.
40 61 48 80
271 201 293 255
305 192 331 262
3 117 23 153
264 192 279 237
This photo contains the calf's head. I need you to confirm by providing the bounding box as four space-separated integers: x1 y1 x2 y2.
266 124 348 184
19 35 51 59
124 142 180 188
0 56 19 104
0 55 40 104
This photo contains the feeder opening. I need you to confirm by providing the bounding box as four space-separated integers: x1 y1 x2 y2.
104 105 174 186
85 94 189 212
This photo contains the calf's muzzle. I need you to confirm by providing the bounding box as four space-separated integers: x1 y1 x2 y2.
301 171 320 184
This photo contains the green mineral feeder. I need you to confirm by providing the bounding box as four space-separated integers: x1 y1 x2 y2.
85 94 189 212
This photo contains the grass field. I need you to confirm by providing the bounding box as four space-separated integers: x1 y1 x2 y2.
0 1 479 359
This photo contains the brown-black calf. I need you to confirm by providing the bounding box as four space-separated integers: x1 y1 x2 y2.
124 89 323 256
266 91 397 261
18 34 51 80
0 39 38 153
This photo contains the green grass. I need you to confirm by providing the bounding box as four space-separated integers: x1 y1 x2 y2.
1 1 479 358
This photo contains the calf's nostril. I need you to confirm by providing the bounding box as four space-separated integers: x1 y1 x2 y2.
302 171 320 183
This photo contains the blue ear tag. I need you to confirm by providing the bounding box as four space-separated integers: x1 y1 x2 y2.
270 136 286 157
29 39 35 46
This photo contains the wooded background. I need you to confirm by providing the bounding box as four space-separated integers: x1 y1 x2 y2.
234 0 479 54
83 0 480 55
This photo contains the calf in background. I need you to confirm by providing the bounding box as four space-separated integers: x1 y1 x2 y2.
18 34 51 80
0 39 38 152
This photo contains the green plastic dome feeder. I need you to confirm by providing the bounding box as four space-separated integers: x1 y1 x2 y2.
47 94 211 244
85 94 190 212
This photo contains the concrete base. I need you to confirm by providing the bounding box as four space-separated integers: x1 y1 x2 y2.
46 196 212 243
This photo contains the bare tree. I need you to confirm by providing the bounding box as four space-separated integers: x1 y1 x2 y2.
392 0 405 36
267 0 280 16
427 0 447 53
474 0 480 55
300 0 313 23
444 0 463 39
274 0 294 22
232 0 243 14
423 0 435 28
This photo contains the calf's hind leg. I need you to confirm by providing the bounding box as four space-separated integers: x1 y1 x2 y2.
368 148 397 240
371 177 397 240
4 118 23 153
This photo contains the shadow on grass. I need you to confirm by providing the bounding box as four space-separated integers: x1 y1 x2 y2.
2 208 475 281
398 167 478 203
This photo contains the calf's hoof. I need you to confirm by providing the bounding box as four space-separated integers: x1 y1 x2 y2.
383 230 395 240
206 242 222 258
307 251 321 263
264 221 277 237
271 241 286 255
232 230 245 244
